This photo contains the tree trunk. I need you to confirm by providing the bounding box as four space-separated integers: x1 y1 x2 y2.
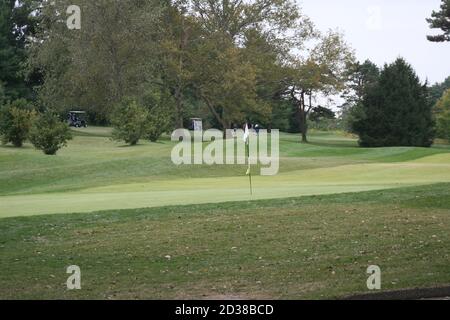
174 14 189 129
301 126 308 143
202 95 228 137
298 92 308 143
175 86 184 128
291 88 310 143
220 118 231 139
299 110 308 143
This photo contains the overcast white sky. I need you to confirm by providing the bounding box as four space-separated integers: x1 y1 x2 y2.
299 0 450 85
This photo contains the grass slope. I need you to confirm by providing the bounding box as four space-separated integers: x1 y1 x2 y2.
1 183 449 299
1 129 449 218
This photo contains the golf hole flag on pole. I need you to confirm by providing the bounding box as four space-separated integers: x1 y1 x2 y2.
243 123 253 195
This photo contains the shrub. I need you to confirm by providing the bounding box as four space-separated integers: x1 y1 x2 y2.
147 107 171 142
0 99 36 147
29 111 72 155
142 91 172 142
111 99 149 146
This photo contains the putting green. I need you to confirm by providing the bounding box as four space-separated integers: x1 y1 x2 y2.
1 158 450 218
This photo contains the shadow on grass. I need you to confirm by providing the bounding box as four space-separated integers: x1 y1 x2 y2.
117 143 149 148
0 144 34 150
306 141 359 148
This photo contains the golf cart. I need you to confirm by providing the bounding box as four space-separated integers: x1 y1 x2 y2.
68 111 87 128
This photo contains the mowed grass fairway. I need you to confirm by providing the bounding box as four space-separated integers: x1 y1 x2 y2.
0 128 450 299
1 128 450 217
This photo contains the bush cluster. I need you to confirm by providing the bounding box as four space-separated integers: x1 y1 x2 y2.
0 99 72 155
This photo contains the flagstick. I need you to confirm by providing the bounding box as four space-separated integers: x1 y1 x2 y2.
247 140 253 196
243 123 253 196
249 165 253 196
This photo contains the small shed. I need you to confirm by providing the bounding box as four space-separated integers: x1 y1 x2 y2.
191 118 203 132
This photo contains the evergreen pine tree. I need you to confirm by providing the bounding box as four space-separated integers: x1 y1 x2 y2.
353 58 435 147
427 0 450 42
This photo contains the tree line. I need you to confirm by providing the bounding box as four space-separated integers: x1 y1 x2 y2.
0 0 449 152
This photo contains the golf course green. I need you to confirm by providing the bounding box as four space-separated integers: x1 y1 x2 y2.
1 128 450 299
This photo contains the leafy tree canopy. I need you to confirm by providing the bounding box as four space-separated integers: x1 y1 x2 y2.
429 76 450 106
436 89 450 140
0 0 37 101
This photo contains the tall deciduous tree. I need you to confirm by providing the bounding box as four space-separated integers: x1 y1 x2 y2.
339 60 379 133
352 58 435 147
159 1 200 128
189 0 314 132
29 0 165 124
0 0 37 101
435 89 450 140
191 34 257 131
190 0 301 41
242 28 288 127
429 76 450 107
342 60 380 107
427 0 450 42
285 31 354 142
